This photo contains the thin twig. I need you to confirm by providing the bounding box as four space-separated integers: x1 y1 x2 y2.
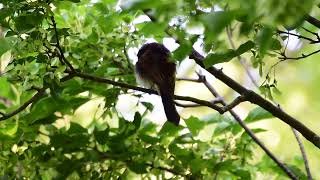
292 128 313 180
279 49 320 60
302 27 320 41
175 98 223 108
277 30 319 44
50 16 76 72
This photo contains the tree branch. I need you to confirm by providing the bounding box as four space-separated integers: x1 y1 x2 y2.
189 49 320 149
232 27 313 178
0 72 77 121
181 73 297 179
50 16 76 72
279 49 320 60
292 128 313 180
305 14 320 29
0 88 46 121
221 96 246 112
143 10 320 148
277 30 319 44
73 72 225 112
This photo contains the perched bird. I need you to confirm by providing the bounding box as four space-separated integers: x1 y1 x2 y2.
135 42 180 125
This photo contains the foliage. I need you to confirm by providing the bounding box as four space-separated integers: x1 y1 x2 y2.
0 0 317 179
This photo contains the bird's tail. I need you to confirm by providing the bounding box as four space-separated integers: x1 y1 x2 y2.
159 88 180 125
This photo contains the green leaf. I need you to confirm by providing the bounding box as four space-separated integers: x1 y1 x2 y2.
202 11 235 41
97 14 119 34
169 143 193 157
232 169 251 180
236 41 255 54
137 22 166 37
0 77 15 100
190 158 208 174
120 0 166 10
244 107 273 123
185 116 205 137
87 28 99 43
127 161 148 174
0 119 18 137
204 41 254 67
23 97 60 124
132 112 142 130
94 128 109 145
14 13 44 32
0 37 12 57
270 38 282 50
141 102 154 111
159 121 183 137
256 27 274 55
204 50 237 67
172 42 193 61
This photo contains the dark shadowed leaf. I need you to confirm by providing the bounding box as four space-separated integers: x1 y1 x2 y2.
127 161 148 174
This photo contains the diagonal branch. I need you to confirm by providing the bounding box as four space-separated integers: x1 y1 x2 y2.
230 26 313 179
305 14 320 29
180 73 297 179
0 88 46 121
189 49 320 149
143 10 320 149
0 73 76 121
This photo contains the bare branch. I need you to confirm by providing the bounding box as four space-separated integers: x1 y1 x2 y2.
188 49 320 149
277 30 319 43
302 27 320 41
279 49 320 60
145 6 320 148
175 98 223 108
0 89 46 121
227 25 313 178
292 128 313 180
177 77 202 83
50 16 76 72
221 96 246 112
187 73 298 179
305 14 320 29
73 72 225 112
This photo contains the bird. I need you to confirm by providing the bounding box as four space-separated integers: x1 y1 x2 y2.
135 42 180 125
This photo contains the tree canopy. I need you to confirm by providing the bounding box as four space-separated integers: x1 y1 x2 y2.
0 0 319 179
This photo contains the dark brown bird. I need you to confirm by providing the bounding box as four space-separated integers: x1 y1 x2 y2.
135 42 180 125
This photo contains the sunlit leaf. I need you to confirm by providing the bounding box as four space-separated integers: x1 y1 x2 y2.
244 107 273 123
